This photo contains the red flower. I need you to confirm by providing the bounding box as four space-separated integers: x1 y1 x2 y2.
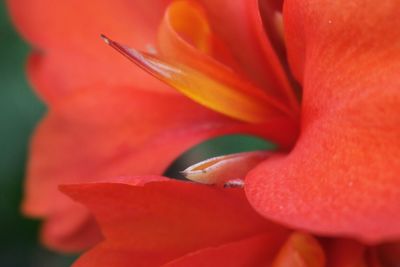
7 0 400 259
61 176 399 267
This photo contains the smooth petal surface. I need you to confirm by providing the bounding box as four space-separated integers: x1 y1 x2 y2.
60 177 288 267
325 239 368 267
7 0 171 103
24 85 295 251
40 206 102 251
7 0 168 50
246 0 400 242
163 233 286 267
157 0 239 69
196 0 299 111
26 47 171 105
101 36 294 124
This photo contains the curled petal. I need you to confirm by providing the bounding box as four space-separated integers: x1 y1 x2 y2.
60 177 288 267
182 151 270 185
163 233 287 267
157 0 240 74
25 84 294 251
246 0 400 242
101 35 295 124
196 0 299 111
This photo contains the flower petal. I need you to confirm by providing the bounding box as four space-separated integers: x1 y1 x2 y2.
26 47 171 105
163 233 287 267
195 0 299 111
101 36 295 124
24 85 294 251
7 0 168 51
40 206 102 252
60 177 288 266
8 0 171 104
271 232 325 267
246 0 400 242
157 0 241 75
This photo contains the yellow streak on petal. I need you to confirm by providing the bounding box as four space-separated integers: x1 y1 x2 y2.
101 35 292 124
272 232 326 267
181 151 270 184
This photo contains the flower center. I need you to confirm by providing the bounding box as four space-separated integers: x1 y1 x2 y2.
100 0 302 184
101 0 299 125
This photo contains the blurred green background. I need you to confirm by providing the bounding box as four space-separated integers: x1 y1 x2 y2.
0 2 273 266
0 3 76 266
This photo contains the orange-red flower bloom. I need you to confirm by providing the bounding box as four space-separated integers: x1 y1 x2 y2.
7 0 400 261
60 176 398 267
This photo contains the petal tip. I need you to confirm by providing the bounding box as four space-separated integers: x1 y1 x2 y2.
100 34 111 45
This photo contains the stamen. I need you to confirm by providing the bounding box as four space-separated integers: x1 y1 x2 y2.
181 151 269 184
223 179 245 188
101 34 294 124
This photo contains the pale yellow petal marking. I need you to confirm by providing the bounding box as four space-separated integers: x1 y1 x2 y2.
101 35 294 124
181 151 269 184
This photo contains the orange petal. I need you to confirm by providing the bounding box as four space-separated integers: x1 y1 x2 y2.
163 233 288 267
60 177 288 267
102 35 295 124
26 49 171 105
271 232 325 267
24 84 293 251
157 0 241 74
182 151 270 184
196 0 299 111
40 206 102 252
159 0 212 55
7 0 172 104
7 0 168 53
246 0 400 242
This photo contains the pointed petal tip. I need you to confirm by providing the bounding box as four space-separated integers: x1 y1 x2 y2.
102 37 296 124
58 183 89 201
100 34 111 45
182 151 270 185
